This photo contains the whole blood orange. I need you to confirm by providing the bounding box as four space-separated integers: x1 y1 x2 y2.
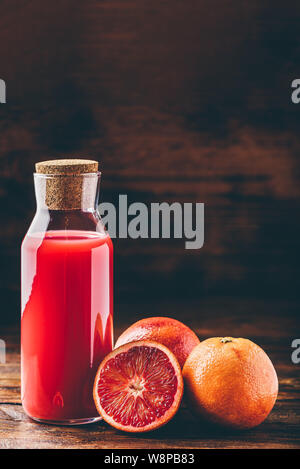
115 317 200 368
93 340 183 432
182 337 278 429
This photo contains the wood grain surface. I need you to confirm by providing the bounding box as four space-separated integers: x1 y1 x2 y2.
1 299 299 449
0 1 300 325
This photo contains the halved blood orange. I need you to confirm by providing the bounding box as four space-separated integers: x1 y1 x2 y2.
93 340 183 432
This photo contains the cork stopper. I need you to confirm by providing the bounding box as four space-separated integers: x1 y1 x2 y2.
35 159 98 175
35 159 99 210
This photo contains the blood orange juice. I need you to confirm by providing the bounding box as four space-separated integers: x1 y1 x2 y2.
21 230 113 423
21 159 113 425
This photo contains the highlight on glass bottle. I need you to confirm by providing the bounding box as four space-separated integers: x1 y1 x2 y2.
21 159 113 425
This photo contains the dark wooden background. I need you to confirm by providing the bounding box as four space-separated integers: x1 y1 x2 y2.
0 0 300 327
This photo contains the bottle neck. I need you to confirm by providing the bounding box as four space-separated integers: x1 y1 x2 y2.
34 172 101 212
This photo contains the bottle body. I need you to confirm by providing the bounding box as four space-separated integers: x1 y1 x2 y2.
21 169 113 424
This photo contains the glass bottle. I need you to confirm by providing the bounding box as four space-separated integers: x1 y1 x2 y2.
21 159 113 425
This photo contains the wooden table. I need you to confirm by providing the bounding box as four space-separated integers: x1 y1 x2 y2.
1 299 300 449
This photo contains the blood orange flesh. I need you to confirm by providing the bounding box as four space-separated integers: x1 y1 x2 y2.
93 340 183 432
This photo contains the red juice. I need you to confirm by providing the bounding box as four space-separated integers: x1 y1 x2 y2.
21 230 113 423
